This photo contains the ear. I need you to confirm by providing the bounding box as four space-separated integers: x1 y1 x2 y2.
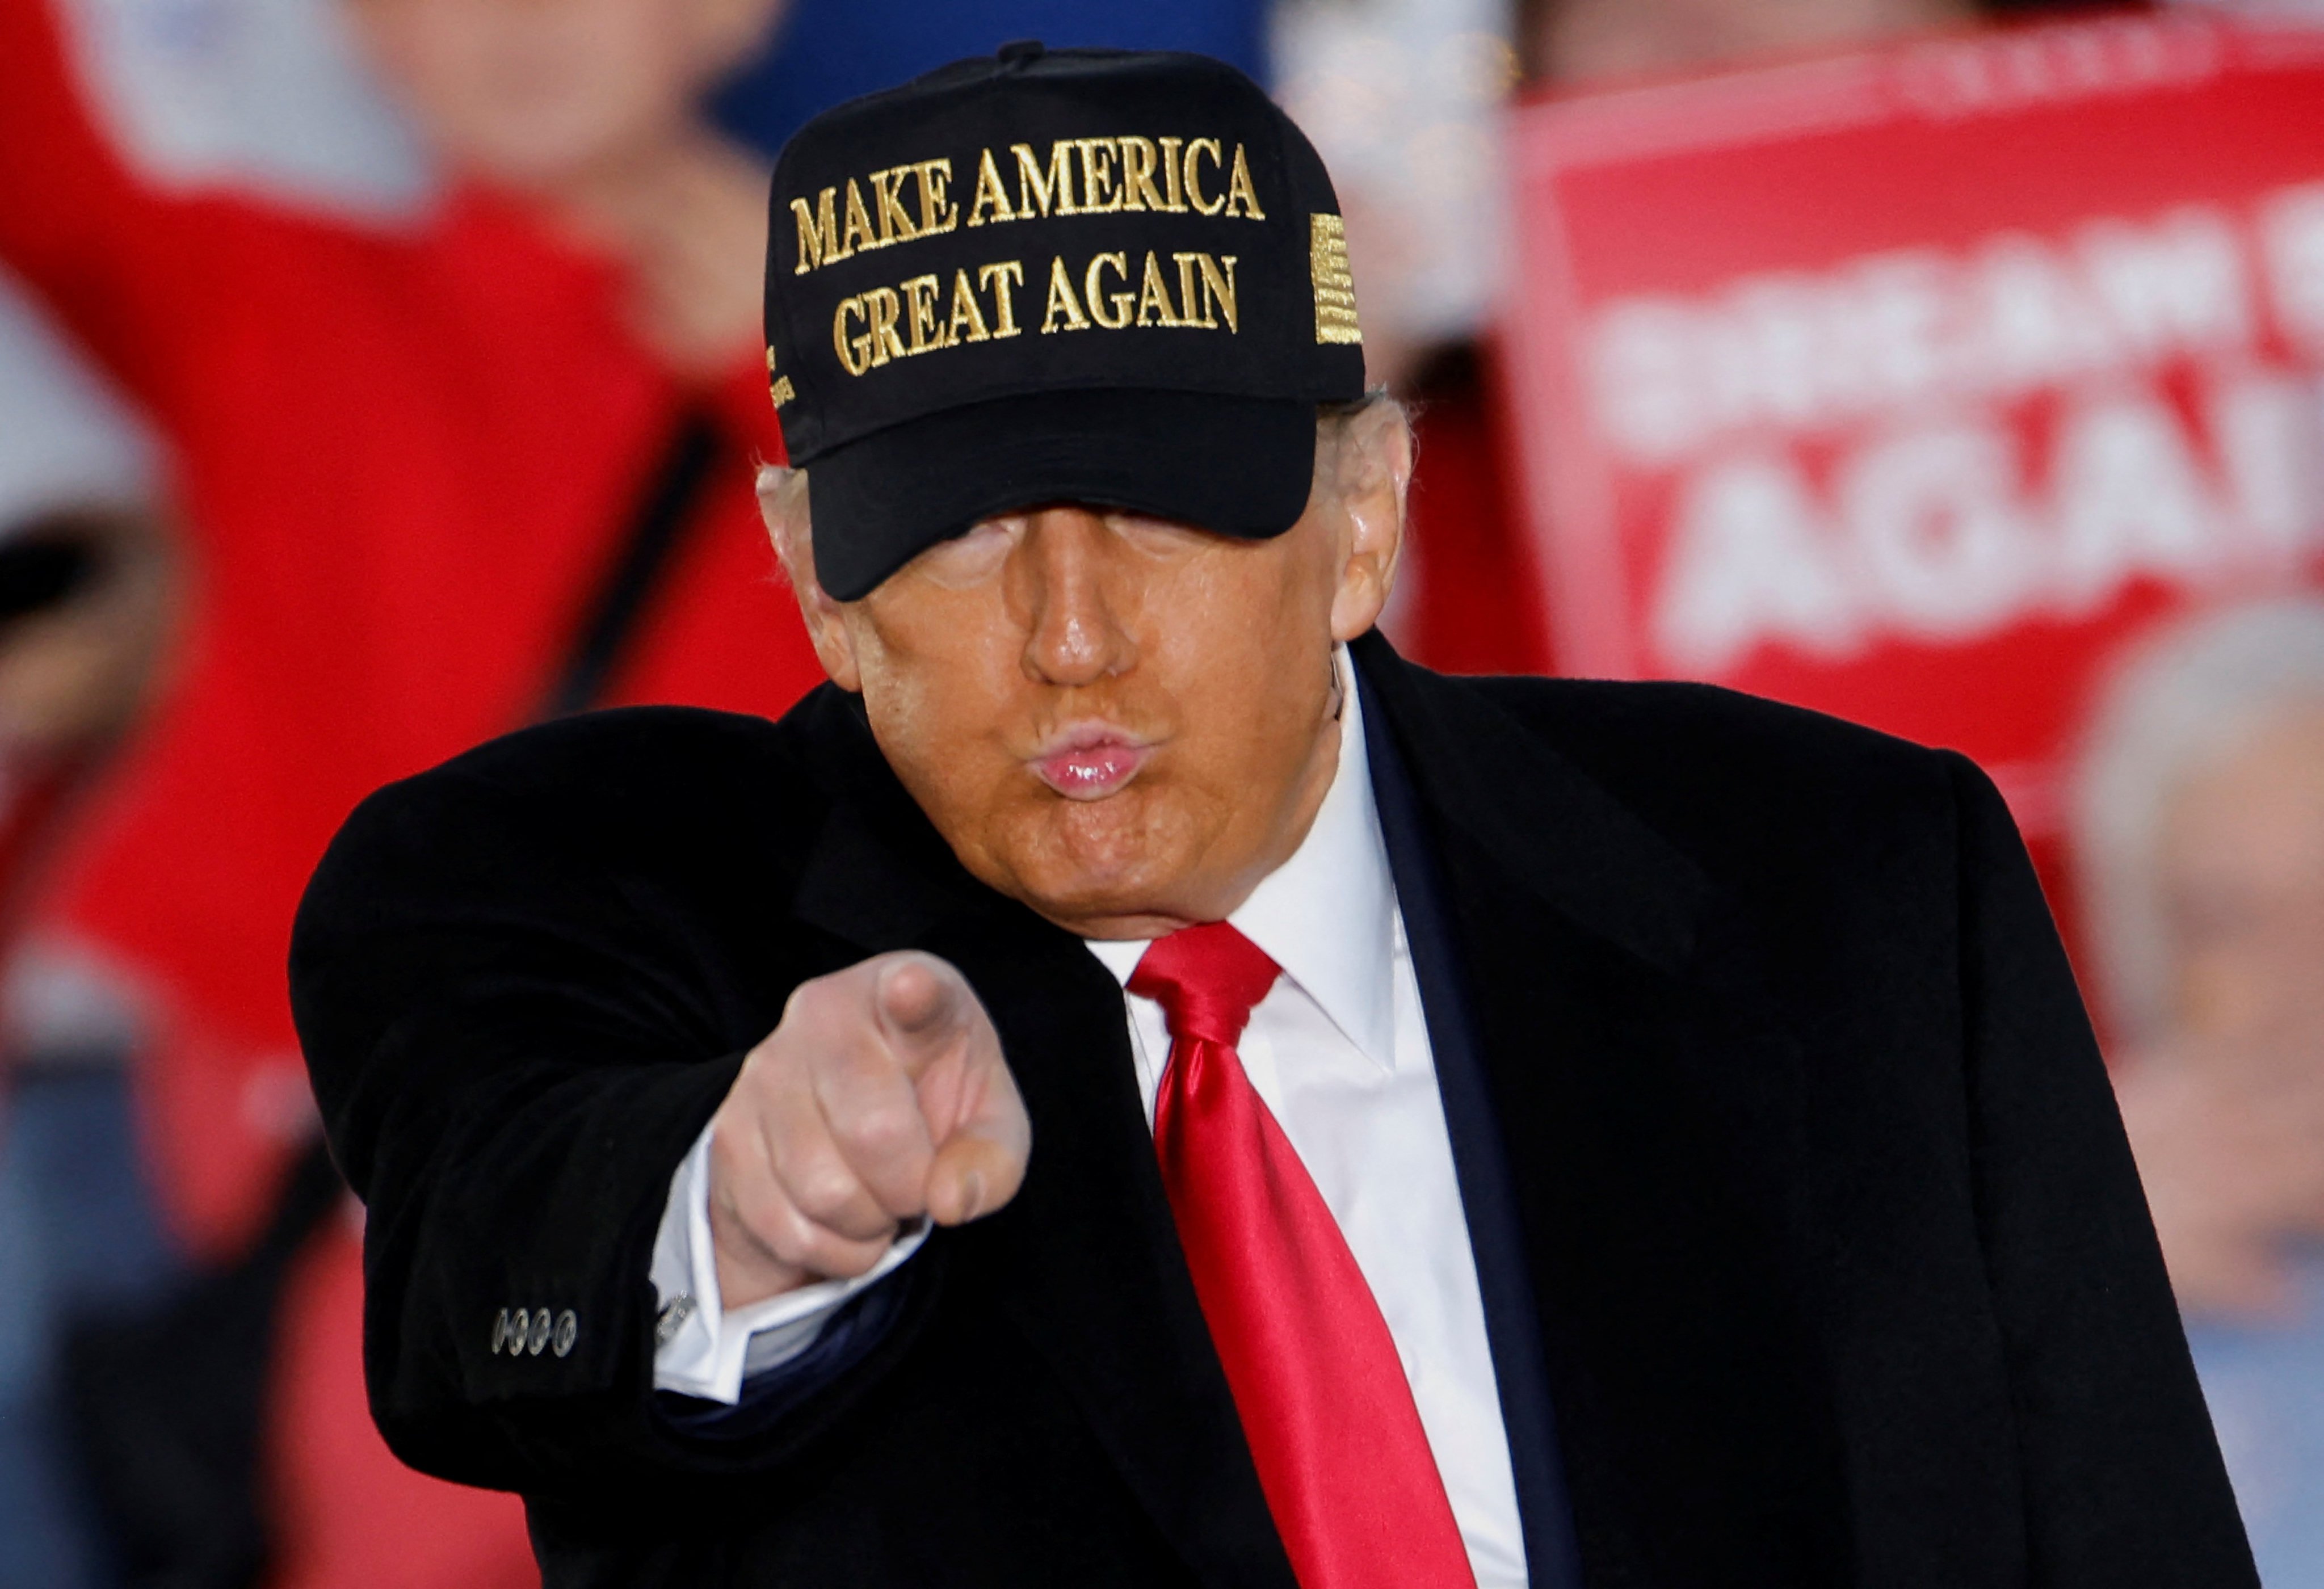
1327 404 1414 644
758 465 863 692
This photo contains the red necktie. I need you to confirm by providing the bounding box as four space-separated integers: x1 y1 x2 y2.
1131 922 1475 1589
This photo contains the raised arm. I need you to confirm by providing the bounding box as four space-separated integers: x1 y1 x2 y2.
0 0 241 408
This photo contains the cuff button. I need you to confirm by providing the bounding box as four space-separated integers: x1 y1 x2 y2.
553 1310 578 1359
527 1308 552 1356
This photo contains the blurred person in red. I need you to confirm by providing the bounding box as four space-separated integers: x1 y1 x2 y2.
2079 598 2324 1583
0 0 820 1582
0 267 178 1589
0 0 814 1252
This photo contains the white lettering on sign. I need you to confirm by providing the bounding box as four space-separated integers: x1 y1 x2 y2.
1838 421 2035 636
1590 202 2260 465
1651 373 2324 673
2263 183 2324 356
2051 390 2217 612
2217 367 2324 554
1893 17 2226 121
1595 183 2324 674
1654 456 1860 671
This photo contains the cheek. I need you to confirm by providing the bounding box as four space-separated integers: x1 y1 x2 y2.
1149 552 1333 714
854 589 1019 720
851 596 1027 811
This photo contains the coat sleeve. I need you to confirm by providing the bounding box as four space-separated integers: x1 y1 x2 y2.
288 717 936 1499
1944 751 2256 1586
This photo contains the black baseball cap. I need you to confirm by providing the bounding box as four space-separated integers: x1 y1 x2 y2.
762 41 1367 600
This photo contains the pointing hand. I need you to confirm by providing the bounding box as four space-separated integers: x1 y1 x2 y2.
707 952 1030 1309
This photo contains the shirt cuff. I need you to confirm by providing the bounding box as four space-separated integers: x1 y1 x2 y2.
649 1123 929 1405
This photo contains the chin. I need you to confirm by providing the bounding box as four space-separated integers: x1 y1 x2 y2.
456 108 642 192
992 796 1196 924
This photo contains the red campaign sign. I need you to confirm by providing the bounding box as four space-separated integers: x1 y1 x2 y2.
1502 14 2324 840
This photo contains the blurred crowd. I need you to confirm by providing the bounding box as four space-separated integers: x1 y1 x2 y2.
3 0 2324 1584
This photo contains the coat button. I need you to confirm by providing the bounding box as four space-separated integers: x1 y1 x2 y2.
553 1310 578 1359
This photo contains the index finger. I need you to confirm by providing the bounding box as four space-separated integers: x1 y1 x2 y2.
871 952 977 1075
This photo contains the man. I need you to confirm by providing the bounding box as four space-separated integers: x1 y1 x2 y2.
291 45 2254 1588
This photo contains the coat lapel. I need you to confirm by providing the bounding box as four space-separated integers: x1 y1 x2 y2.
1354 634 1849 1588
787 691 1298 1589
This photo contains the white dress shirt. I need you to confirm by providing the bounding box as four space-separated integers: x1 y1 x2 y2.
652 653 1528 1587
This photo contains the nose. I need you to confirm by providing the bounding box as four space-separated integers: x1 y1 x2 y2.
1014 507 1136 688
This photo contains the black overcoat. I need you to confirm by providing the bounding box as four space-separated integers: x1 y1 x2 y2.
289 632 2254 1588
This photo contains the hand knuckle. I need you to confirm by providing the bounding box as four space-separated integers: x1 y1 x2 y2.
751 1197 821 1268
788 1164 861 1223
784 976 838 1026
722 1183 792 1258
843 1102 921 1158
741 1035 799 1098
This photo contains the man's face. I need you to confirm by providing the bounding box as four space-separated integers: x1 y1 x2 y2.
2161 707 2324 1062
346 0 778 191
772 410 1410 939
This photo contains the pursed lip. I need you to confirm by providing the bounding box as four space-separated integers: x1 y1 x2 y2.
1026 721 1155 801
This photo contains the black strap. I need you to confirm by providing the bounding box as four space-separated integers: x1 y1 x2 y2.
536 407 726 721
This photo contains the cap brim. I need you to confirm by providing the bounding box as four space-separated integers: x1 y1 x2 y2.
805 389 1317 602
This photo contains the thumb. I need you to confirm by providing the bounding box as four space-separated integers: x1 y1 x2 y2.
926 1128 1028 1227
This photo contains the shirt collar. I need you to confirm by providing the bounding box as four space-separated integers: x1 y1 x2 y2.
1084 648 1400 1071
